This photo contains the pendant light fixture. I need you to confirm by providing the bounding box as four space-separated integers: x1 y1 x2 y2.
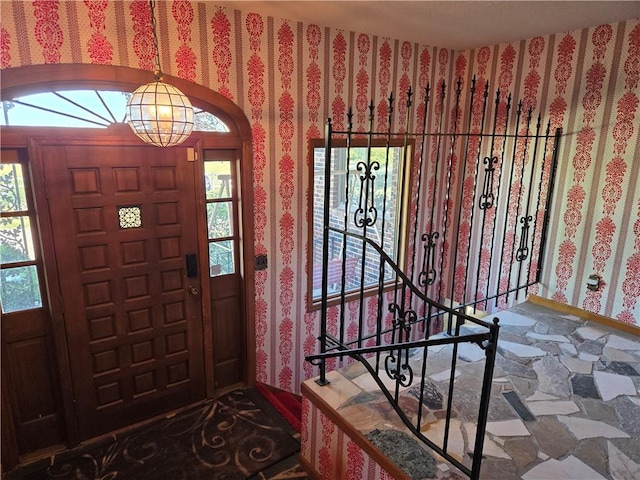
126 0 194 147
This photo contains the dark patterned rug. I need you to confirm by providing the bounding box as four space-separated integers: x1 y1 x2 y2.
13 388 301 480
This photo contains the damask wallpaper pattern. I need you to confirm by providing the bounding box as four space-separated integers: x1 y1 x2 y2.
0 1 638 393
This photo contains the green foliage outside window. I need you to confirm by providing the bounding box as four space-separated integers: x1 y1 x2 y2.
0 163 42 313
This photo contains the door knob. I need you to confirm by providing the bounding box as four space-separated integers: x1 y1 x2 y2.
188 286 199 295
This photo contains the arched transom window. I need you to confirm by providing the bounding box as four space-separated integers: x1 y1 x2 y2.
1 90 230 132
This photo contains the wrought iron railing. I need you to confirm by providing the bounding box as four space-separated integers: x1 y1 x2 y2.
306 77 560 479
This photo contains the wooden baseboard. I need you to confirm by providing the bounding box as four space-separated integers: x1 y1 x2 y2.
527 294 640 337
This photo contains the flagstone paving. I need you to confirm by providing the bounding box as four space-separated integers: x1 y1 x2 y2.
314 301 640 479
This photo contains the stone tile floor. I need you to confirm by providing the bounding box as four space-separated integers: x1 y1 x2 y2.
318 301 640 479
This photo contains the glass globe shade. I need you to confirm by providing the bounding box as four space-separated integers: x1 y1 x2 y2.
126 81 194 147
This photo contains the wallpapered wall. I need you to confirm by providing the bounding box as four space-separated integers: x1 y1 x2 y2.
0 1 638 393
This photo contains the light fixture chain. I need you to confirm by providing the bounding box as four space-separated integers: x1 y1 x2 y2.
149 0 162 80
127 0 194 147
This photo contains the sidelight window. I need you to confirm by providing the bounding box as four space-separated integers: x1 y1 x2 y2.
203 152 238 277
0 155 43 313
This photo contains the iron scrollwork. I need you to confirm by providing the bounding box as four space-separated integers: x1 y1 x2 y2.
353 160 380 228
479 156 499 210
384 303 415 388
419 231 439 286
516 215 532 261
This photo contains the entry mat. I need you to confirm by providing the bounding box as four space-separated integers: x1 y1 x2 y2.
12 387 301 480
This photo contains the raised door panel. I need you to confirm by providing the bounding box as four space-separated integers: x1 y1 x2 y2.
210 275 243 390
2 330 65 452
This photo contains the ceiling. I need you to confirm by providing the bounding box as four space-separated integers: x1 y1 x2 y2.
213 1 640 50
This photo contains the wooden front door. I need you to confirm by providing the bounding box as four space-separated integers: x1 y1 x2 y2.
38 140 205 440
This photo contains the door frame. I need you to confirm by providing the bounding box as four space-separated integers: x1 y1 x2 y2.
1 64 256 449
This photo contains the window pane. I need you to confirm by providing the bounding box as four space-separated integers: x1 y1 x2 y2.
1 163 28 212
208 241 235 276
204 161 233 200
207 202 233 239
54 90 125 125
1 90 229 131
194 110 230 132
2 92 110 128
1 215 36 262
311 231 396 296
312 145 404 302
1 265 42 313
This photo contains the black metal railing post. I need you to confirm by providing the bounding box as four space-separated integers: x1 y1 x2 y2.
526 120 552 293
449 76 478 310
470 317 500 479
484 92 512 305
439 77 463 332
338 108 355 355
412 84 431 326
495 100 523 307
317 118 333 386
536 127 562 283
425 80 446 307
515 113 542 299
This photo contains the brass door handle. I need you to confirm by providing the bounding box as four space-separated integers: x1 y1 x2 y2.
188 286 199 295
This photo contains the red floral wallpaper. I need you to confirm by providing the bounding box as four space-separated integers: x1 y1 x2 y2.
0 1 637 393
